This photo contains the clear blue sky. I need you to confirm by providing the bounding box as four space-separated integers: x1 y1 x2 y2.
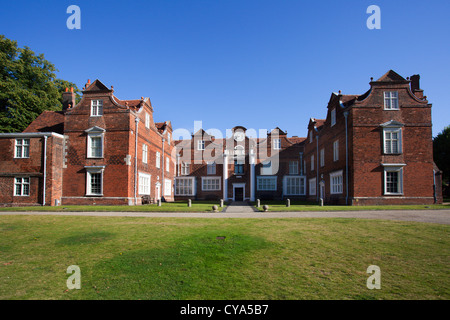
1 0 449 138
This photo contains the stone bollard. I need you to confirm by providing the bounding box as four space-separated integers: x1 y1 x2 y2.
212 205 218 212
286 199 290 207
263 205 269 212
256 199 260 207
157 199 162 207
319 198 324 207
188 199 192 207
220 199 224 208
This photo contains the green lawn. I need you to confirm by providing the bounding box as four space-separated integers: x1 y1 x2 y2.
0 201 221 212
254 200 450 212
0 215 448 300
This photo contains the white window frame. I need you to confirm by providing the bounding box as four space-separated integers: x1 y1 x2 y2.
383 165 405 195
175 177 195 196
181 162 190 175
166 156 170 172
284 176 306 196
85 167 104 196
309 178 316 196
15 139 30 158
311 155 314 171
331 108 336 126
309 130 313 143
289 161 299 175
333 140 339 162
320 148 325 167
145 112 150 129
164 179 172 196
91 100 103 117
14 177 30 196
201 177 221 191
87 133 104 158
257 176 277 191
207 162 216 175
273 138 281 150
198 140 205 150
330 170 343 194
156 151 161 168
167 132 171 145
138 172 151 195
384 91 399 110
142 144 148 164
383 128 402 154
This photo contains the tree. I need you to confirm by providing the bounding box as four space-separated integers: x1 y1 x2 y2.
0 35 80 133
433 125 450 184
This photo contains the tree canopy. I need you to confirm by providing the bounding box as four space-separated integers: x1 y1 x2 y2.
433 125 450 184
0 35 80 133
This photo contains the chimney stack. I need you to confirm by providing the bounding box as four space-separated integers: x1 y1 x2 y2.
62 87 76 111
410 74 424 99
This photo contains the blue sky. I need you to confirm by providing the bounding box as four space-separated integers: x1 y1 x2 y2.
1 0 449 138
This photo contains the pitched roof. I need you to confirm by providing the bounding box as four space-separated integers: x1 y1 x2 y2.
83 79 112 92
287 136 306 144
155 122 166 133
23 111 65 134
375 70 408 83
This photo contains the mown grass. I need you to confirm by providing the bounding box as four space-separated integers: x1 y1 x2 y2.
254 200 450 212
0 215 448 300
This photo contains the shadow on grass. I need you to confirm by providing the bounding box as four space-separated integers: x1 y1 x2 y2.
56 231 116 246
83 232 271 299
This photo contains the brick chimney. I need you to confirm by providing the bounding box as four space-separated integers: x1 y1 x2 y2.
410 74 424 99
62 87 76 111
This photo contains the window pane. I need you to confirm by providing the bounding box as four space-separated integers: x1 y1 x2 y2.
15 183 21 196
91 173 102 194
386 171 399 193
91 137 102 157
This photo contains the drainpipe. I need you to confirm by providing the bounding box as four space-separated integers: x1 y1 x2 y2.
344 111 349 205
162 137 165 200
134 117 140 205
299 152 303 176
433 169 437 203
42 135 48 206
316 134 319 202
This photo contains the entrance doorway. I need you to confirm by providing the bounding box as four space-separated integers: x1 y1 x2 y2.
234 187 244 201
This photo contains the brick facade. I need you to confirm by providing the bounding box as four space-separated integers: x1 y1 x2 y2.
0 70 443 206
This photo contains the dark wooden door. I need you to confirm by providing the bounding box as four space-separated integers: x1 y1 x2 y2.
235 187 244 201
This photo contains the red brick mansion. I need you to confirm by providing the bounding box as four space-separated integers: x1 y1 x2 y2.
0 70 443 206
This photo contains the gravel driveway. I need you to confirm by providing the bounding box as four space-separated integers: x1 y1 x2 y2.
1 209 450 225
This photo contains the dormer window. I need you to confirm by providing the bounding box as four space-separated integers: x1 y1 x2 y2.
91 100 103 116
198 140 205 150
384 92 399 110
331 108 336 126
145 112 150 129
273 139 281 150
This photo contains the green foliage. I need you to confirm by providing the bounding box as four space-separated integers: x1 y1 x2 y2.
433 125 450 183
0 35 80 133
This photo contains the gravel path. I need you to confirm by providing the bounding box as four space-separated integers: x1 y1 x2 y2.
1 209 450 225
